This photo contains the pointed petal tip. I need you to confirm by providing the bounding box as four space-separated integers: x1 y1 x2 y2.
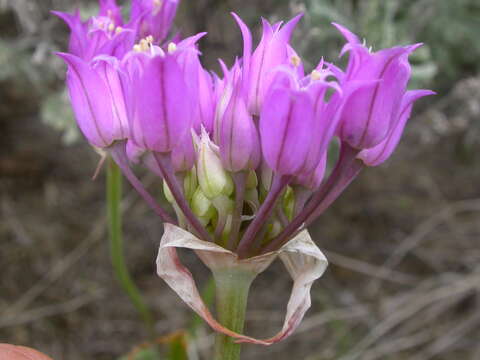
332 22 360 44
55 52 74 63
404 42 423 54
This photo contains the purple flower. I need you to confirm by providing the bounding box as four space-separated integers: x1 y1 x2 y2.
293 153 327 190
234 14 303 115
53 5 135 61
171 34 215 133
333 23 420 150
358 89 435 166
125 50 193 153
260 63 341 177
54 0 181 61
171 133 196 172
260 85 314 176
131 0 180 43
57 53 129 148
219 65 261 172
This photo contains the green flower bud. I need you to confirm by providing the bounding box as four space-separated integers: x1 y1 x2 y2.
245 188 260 215
212 194 235 214
163 180 174 204
192 187 216 218
246 170 258 189
183 167 198 201
197 131 234 199
283 186 295 221
269 220 283 239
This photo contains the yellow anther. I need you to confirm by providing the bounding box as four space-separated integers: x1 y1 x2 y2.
311 69 322 81
168 42 177 54
108 23 115 32
115 26 123 34
133 44 142 52
139 39 150 51
290 55 301 67
98 22 105 29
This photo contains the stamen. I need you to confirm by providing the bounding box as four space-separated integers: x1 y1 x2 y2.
108 23 115 32
133 36 156 52
139 39 150 51
311 69 322 81
168 42 177 54
115 26 123 34
290 55 301 67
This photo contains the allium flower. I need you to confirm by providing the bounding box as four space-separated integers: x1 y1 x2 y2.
125 50 193 153
57 53 129 148
131 0 180 42
54 0 180 61
333 24 422 150
56 3 434 353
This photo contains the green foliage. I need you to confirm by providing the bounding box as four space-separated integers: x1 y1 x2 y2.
119 348 162 360
41 89 79 145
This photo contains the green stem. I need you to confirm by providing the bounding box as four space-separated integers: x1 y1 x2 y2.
107 158 155 337
213 268 255 360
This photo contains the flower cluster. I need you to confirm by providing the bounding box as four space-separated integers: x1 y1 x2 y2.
56 0 434 259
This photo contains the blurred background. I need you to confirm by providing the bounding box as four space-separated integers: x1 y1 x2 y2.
1 0 480 359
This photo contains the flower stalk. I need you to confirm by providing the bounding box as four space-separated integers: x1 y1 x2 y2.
212 267 256 360
107 158 155 337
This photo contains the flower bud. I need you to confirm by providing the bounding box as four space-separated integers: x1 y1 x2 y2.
246 171 258 189
282 186 295 221
183 167 198 201
191 187 216 226
163 179 175 204
197 130 234 199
